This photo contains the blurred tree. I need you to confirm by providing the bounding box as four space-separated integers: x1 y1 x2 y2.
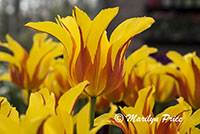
0 0 102 50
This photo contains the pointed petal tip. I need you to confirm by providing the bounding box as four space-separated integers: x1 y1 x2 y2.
24 22 32 27
24 22 45 28
102 7 119 14
145 16 155 23
166 51 179 59
24 22 36 29
5 34 12 40
149 17 156 23
74 5 79 10
74 6 82 13
82 80 90 87
110 6 119 11
139 17 155 26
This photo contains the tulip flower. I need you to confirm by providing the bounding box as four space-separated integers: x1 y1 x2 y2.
104 45 157 104
42 59 110 113
0 33 63 92
162 51 200 109
122 57 178 105
143 62 179 103
0 88 55 134
107 86 200 134
99 86 155 134
25 6 155 97
105 52 178 105
44 97 117 134
42 58 71 100
0 81 89 134
123 57 157 106
152 97 200 134
25 6 155 129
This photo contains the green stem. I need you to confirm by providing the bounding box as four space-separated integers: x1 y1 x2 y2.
90 96 96 130
27 90 31 104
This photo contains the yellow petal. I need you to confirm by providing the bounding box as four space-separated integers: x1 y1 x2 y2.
193 54 200 70
167 51 188 78
25 21 73 56
60 16 80 47
100 31 111 69
130 120 150 134
87 7 119 63
167 51 195 99
154 97 191 128
186 127 200 134
56 106 74 134
0 98 23 134
59 15 82 81
122 86 155 116
120 107 151 134
0 73 11 81
6 35 28 64
0 52 21 70
44 115 65 134
0 97 19 122
0 116 25 134
21 88 55 134
22 90 29 104
125 45 157 85
73 6 92 47
26 33 51 80
30 33 48 53
27 34 62 81
37 44 63 80
77 102 90 134
110 17 155 67
119 87 155 133
93 104 117 133
58 80 89 115
180 109 200 133
44 105 74 134
135 86 155 115
0 42 11 51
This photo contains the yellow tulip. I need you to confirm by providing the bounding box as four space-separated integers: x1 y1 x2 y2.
0 88 55 134
42 80 117 134
0 33 63 92
42 58 71 99
101 86 154 134
108 86 200 134
143 61 179 103
43 80 91 134
122 57 178 105
104 45 157 103
166 51 200 109
25 6 155 97
123 57 157 106
106 55 178 105
44 98 117 134
0 81 89 134
0 97 19 123
151 97 200 134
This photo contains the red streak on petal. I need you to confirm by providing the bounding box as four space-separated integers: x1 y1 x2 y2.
7 108 12 118
192 59 200 108
0 99 4 110
40 93 46 106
